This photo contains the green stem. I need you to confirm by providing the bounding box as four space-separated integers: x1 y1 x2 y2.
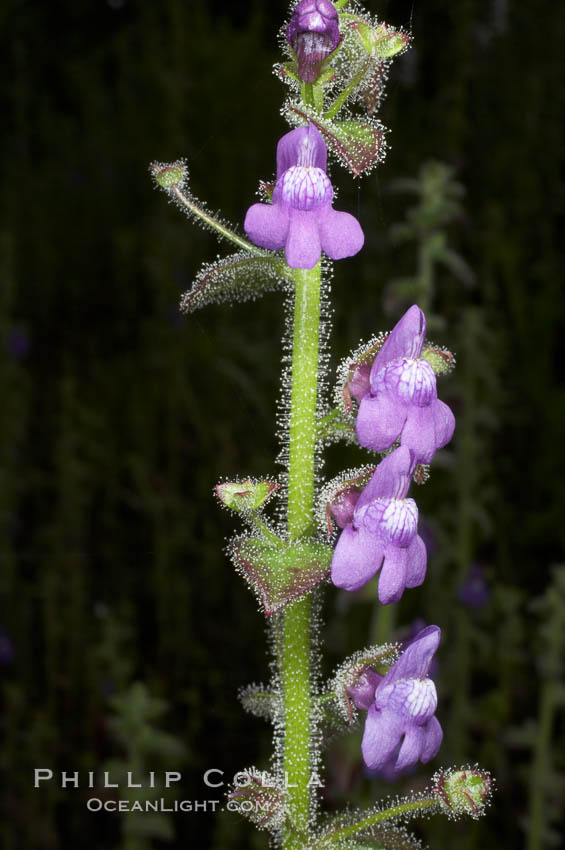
171 186 264 255
316 406 354 441
282 262 323 848
312 797 439 848
324 57 372 121
250 513 285 547
301 82 316 108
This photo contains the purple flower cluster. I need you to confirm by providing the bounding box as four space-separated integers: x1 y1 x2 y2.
356 305 455 464
286 0 341 83
244 124 364 270
349 626 442 772
331 306 455 603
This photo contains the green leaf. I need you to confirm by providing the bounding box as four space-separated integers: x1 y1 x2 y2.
286 104 384 177
239 685 281 721
230 536 333 615
180 251 293 313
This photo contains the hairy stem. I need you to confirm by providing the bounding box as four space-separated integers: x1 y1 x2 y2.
171 186 264 255
324 57 372 121
312 797 439 847
282 262 323 848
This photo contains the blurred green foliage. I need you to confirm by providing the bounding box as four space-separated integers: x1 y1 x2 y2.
1 0 564 848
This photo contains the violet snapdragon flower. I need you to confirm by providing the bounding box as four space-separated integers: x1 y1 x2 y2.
286 0 341 83
349 625 443 773
244 124 364 270
356 305 455 464
331 446 427 603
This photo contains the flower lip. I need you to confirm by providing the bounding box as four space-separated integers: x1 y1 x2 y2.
278 165 333 211
356 497 418 547
377 677 438 724
379 357 437 407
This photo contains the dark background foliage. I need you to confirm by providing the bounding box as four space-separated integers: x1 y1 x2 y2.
1 0 564 848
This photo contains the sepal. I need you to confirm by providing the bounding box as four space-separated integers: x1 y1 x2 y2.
215 478 280 513
421 345 456 376
342 15 410 59
316 466 376 534
335 334 387 411
229 535 333 615
285 103 385 177
329 642 399 722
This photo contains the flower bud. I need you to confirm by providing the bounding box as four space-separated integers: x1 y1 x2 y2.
215 479 279 513
149 160 186 190
286 0 341 83
434 767 493 818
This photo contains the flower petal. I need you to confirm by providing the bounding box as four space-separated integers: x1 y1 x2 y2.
361 705 404 770
433 398 456 449
401 404 439 464
395 723 425 772
405 534 427 588
356 446 415 508
331 524 384 591
356 390 407 453
318 206 364 261
276 124 327 178
370 305 426 379
378 545 408 604
285 208 321 269
244 202 289 251
420 715 443 762
384 625 441 685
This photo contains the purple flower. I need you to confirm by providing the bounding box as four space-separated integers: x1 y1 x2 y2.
244 124 364 270
356 305 455 464
5 326 30 359
356 625 443 773
286 0 341 83
331 446 427 603
0 630 15 666
458 563 491 608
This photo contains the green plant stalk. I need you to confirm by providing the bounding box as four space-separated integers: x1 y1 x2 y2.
171 186 264 255
312 797 439 847
324 57 372 121
282 262 323 848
